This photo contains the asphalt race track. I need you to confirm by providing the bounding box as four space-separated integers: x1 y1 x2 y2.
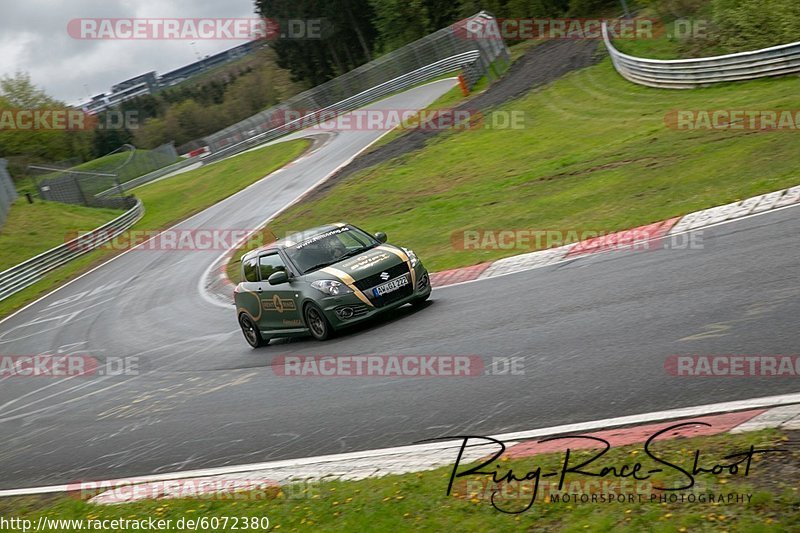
0 79 798 489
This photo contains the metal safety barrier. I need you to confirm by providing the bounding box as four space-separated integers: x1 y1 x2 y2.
203 11 508 157
0 199 144 301
93 50 487 187
96 14 508 184
0 13 508 302
204 50 483 164
602 22 800 88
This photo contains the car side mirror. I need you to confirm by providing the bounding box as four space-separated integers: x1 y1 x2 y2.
268 271 289 285
374 232 387 243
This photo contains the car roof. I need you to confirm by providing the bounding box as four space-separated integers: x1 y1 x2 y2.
241 223 348 261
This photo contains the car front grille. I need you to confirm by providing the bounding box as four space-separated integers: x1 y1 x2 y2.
353 262 409 292
353 262 413 309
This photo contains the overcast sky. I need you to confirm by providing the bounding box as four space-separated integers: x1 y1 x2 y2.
0 0 257 105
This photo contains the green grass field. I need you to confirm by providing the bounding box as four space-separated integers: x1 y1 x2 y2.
40 149 166 175
34 148 179 197
2 428 795 531
225 74 493 283
0 139 310 319
0 200 122 271
365 75 490 154
611 17 724 59
262 57 800 272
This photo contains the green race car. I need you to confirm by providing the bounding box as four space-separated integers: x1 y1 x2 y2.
234 223 431 347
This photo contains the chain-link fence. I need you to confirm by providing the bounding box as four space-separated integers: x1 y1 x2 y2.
203 12 509 153
0 159 18 228
28 143 178 209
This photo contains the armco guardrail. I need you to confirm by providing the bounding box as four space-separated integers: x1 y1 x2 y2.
203 11 508 156
0 199 143 301
100 14 507 184
94 51 484 188
204 50 484 164
0 14 506 302
602 22 800 88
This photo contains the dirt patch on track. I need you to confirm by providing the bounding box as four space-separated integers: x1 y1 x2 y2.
306 39 602 200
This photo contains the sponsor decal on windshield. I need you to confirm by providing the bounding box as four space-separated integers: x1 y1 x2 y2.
293 227 351 249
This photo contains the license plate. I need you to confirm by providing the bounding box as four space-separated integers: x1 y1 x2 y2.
372 275 409 297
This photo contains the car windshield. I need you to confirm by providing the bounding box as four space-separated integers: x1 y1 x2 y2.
285 226 378 274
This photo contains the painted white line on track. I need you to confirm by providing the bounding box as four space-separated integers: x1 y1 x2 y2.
2 392 798 498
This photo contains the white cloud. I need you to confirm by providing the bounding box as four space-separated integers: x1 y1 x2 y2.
0 0 257 104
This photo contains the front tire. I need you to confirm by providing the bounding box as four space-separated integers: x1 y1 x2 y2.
239 313 266 348
304 303 333 341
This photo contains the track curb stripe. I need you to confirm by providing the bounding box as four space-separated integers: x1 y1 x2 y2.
2 395 799 499
212 183 800 302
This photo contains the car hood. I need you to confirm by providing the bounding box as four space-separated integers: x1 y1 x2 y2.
305 245 409 282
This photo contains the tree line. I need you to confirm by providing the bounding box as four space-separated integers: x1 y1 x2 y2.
255 0 614 86
5 0 799 181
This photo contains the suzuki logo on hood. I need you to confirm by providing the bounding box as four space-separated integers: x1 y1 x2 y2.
379 272 390 281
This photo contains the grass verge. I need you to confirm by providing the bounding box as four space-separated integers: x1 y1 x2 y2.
0 138 310 319
36 148 177 187
365 75 490 154
1 428 796 531
365 39 534 157
0 201 122 272
225 45 531 283
257 57 800 273
225 74 492 283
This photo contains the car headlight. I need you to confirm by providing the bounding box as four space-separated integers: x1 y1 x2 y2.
402 247 419 267
311 279 352 296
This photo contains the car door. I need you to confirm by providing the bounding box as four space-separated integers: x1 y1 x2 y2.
236 255 263 321
257 252 303 332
